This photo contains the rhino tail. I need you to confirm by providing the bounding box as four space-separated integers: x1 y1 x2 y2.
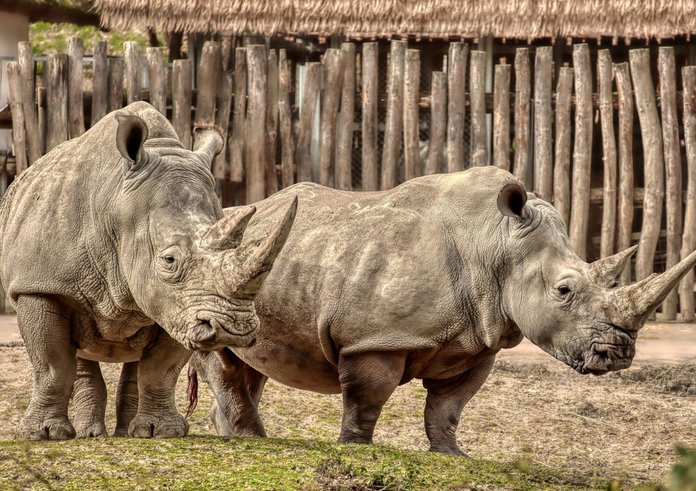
185 364 199 419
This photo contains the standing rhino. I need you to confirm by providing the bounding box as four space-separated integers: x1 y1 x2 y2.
181 166 696 455
1 102 296 440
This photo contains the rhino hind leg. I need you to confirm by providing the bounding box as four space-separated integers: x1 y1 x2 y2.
422 356 495 456
128 329 191 438
72 358 108 438
16 295 77 440
337 351 407 445
114 361 139 437
191 349 267 437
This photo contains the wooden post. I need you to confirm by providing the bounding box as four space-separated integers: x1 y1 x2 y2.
615 62 634 285
172 59 193 149
336 42 356 190
403 49 421 180
659 47 682 319
91 41 108 126
146 47 167 115
196 41 220 124
108 58 124 112
212 71 233 180
124 41 141 104
598 50 617 260
229 48 247 183
513 48 531 184
7 62 28 174
246 45 267 203
381 40 406 189
680 66 696 321
493 63 511 171
18 42 42 163
630 49 664 282
46 54 68 152
361 42 379 190
265 49 279 195
553 66 573 226
295 63 321 183
67 37 85 138
533 46 553 200
470 50 487 167
569 44 593 260
426 71 447 175
447 42 468 172
278 49 294 189
319 48 345 188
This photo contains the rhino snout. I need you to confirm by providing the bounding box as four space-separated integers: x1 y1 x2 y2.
581 328 636 375
187 311 259 351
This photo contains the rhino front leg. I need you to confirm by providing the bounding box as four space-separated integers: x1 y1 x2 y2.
72 358 108 438
337 351 406 445
191 349 267 437
128 329 191 438
422 355 495 455
17 295 77 440
114 361 139 437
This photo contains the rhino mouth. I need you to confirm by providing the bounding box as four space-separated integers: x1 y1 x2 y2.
578 324 636 375
186 311 259 351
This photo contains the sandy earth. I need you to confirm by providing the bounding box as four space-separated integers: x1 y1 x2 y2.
0 316 694 487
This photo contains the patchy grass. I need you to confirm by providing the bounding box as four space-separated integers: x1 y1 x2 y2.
0 437 612 490
30 22 148 56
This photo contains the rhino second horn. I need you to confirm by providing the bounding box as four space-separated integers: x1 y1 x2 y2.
612 248 696 329
588 245 638 287
232 196 298 299
193 125 224 169
201 206 257 251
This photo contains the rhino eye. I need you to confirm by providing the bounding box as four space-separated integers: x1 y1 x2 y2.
164 255 175 264
557 286 572 297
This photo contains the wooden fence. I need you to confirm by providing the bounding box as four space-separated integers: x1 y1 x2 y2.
5 37 696 321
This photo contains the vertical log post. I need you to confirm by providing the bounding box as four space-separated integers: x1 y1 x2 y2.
630 49 664 283
598 50 617 259
246 45 267 203
124 41 141 104
447 42 468 172
67 37 85 138
570 44 593 260
265 49 279 195
46 54 69 152
91 41 108 126
381 40 406 189
361 42 379 190
108 58 125 112
615 62 634 285
336 42 356 190
659 47 682 319
493 63 511 171
533 46 553 200
513 48 531 184
680 66 696 321
172 59 193 149
18 42 42 163
426 71 447 175
318 49 345 188
146 47 167 115
212 71 233 180
278 49 295 189
196 41 221 124
470 50 487 167
295 63 321 183
7 62 28 174
229 48 247 183
403 49 421 180
553 66 573 226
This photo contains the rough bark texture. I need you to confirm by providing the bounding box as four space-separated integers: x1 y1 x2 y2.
319 49 345 188
553 66 573 227
295 63 321 183
18 42 42 163
108 58 124 113
336 43 356 190
212 71 233 180
447 42 468 172
470 50 487 167
381 40 406 189
278 49 295 189
569 44 593 260
493 63 511 171
598 50 617 260
264 49 279 195
246 45 268 203
91 41 108 126
615 62 634 286
680 66 696 320
426 71 447 175
7 62 28 174
124 41 141 104
146 47 167 115
403 49 421 180
196 41 221 125
229 48 247 183
533 46 553 201
172 59 193 150
630 49 664 283
46 54 68 152
513 48 530 184
659 47 682 320
67 37 85 139
361 42 379 190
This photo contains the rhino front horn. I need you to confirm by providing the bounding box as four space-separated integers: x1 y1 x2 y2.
588 245 638 287
612 248 696 329
227 196 298 299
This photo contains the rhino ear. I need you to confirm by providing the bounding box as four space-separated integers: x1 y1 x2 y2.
115 114 149 173
497 182 527 219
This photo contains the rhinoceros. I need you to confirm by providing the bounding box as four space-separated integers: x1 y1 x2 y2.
0 102 296 440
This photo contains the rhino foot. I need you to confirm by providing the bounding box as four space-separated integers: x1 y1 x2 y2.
19 416 76 441
128 412 189 438
75 421 108 438
428 444 468 457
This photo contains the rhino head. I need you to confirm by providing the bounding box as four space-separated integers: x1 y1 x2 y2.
112 114 296 351
497 182 696 375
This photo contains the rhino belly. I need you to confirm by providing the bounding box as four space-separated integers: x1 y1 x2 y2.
77 341 144 363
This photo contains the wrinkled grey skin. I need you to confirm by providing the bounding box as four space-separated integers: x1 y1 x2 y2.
0 102 296 440
79 166 696 453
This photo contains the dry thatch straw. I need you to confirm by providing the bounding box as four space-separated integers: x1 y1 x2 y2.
95 0 696 40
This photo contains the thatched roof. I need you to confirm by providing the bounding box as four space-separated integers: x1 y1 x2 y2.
95 0 696 40
2 0 99 25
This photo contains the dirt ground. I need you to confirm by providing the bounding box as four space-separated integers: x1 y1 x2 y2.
0 315 694 487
